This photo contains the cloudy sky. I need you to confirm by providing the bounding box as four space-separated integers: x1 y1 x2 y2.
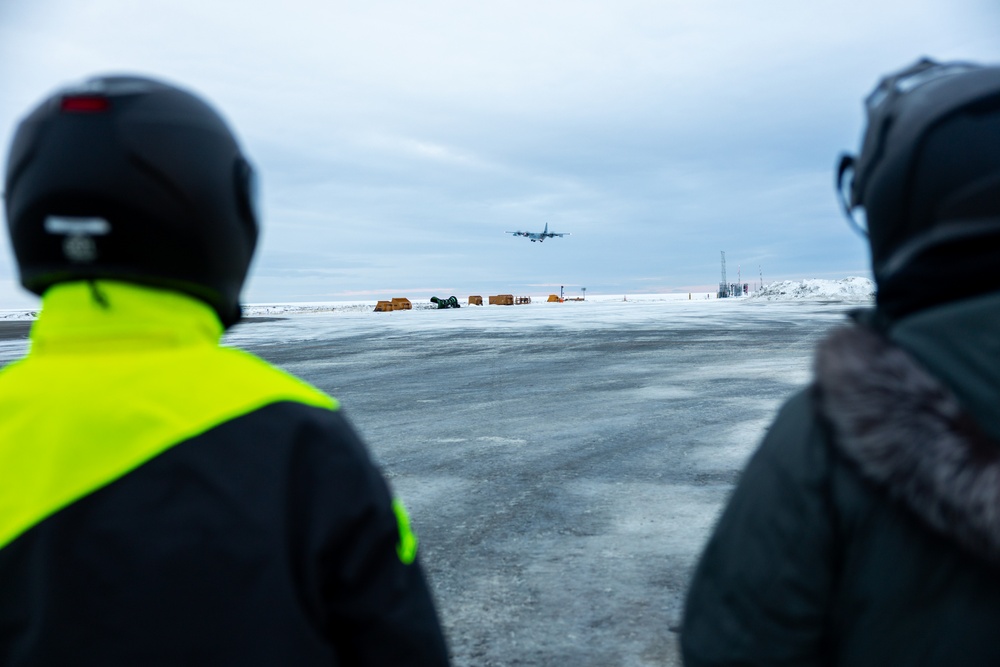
2 1 998 307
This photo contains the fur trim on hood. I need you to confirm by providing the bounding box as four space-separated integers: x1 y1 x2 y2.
814 324 1000 563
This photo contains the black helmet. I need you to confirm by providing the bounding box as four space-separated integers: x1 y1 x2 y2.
836 58 1000 318
3 75 259 327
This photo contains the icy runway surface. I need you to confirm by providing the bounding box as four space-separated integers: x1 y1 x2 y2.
0 291 865 665
224 295 859 666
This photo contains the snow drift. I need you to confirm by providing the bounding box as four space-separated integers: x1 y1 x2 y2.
750 277 875 302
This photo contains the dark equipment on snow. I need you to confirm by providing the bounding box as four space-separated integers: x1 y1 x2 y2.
4 75 259 328
430 296 460 309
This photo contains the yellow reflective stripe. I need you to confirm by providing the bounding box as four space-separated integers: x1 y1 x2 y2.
0 346 336 550
0 285 338 551
392 499 419 565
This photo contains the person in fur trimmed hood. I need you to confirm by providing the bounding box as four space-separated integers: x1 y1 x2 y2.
681 58 1000 667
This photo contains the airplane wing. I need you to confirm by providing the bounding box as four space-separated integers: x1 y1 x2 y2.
507 228 569 240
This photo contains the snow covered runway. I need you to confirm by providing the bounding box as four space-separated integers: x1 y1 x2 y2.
0 283 873 666
225 293 864 666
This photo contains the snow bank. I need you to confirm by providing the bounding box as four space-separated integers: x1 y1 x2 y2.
0 280 875 321
750 277 875 302
242 301 447 316
241 303 340 316
0 310 38 321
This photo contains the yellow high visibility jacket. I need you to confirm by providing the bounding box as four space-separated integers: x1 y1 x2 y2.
0 281 448 666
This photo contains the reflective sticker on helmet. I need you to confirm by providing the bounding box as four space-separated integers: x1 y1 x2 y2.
392 499 419 565
63 236 97 263
44 217 110 264
60 96 110 113
44 216 111 235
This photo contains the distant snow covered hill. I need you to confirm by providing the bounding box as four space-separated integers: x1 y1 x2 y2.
750 277 875 302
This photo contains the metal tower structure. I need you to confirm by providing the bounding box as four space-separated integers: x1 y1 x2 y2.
718 251 729 298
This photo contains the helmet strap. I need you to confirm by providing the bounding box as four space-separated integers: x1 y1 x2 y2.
835 153 868 238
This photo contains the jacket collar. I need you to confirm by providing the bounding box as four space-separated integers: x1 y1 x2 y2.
887 291 1000 442
29 281 224 355
815 316 1000 564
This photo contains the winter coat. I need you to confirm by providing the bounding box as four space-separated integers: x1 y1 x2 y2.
0 281 450 666
681 290 1000 666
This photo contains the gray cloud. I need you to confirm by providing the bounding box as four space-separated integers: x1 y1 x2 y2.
1 0 998 306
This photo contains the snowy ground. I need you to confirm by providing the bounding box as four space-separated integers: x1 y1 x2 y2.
0 279 874 665
224 281 871 666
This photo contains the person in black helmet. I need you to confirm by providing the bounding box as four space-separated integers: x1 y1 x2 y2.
0 75 450 666
681 57 1000 666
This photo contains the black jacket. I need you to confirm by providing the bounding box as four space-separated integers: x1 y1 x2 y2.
0 281 449 666
682 292 1000 666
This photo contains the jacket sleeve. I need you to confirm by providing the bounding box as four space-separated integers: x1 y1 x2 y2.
288 407 450 666
681 390 838 667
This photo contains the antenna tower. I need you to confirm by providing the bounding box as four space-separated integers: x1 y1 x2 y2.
718 251 728 298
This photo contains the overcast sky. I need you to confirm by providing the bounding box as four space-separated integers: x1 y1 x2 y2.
2 1 999 307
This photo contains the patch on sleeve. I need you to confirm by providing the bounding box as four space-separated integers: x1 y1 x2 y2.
392 499 419 565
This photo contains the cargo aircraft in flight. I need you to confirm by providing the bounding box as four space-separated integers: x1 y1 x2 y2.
505 223 570 242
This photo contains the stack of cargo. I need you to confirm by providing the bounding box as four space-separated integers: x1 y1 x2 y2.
374 298 412 312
